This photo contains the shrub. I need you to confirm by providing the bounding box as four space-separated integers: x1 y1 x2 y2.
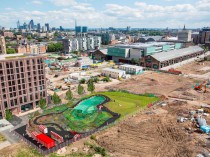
79 78 86 84
5 109 13 120
90 135 96 141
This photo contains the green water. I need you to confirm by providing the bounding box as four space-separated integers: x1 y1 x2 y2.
74 96 105 114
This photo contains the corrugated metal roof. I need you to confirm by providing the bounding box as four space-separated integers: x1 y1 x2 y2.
151 46 203 62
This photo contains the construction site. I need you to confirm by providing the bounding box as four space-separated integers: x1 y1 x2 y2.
1 55 210 156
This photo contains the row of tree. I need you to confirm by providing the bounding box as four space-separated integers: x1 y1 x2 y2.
47 43 63 52
38 81 95 109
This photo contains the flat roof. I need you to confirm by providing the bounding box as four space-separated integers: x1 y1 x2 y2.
102 68 125 73
0 53 47 61
120 64 143 69
151 46 203 62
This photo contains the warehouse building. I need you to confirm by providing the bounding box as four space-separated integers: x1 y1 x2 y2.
140 46 204 69
102 68 126 79
105 42 183 63
119 64 144 75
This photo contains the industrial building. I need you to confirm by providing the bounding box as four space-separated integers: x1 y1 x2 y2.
0 54 47 118
178 29 192 42
105 42 183 63
140 46 204 69
192 27 210 48
119 64 144 75
102 68 126 79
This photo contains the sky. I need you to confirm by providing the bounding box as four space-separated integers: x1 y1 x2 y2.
0 0 210 29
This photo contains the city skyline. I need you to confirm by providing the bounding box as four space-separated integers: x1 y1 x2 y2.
0 0 210 29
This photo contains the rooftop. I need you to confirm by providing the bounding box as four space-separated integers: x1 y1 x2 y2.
103 68 125 73
151 46 203 62
120 64 143 69
0 53 47 61
115 42 175 49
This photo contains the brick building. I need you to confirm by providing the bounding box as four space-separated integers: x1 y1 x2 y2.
140 46 204 69
0 54 47 118
16 44 47 54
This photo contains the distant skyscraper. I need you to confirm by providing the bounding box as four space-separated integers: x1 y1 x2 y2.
127 26 131 32
37 23 41 31
29 20 34 30
17 20 20 29
60 26 63 31
23 22 28 29
45 23 50 31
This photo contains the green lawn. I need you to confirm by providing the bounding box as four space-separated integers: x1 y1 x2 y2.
96 91 159 117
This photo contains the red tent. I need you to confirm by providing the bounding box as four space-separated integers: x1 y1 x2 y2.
36 133 55 149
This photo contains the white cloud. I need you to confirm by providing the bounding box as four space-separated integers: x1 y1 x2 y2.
51 0 76 6
32 0 43 5
1 0 210 28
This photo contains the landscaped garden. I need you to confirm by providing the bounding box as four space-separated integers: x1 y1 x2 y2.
31 91 159 133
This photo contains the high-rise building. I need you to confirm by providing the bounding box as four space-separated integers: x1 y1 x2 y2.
0 36 6 54
60 26 63 31
45 23 50 32
29 20 35 30
17 20 20 29
127 26 131 32
37 23 41 31
23 22 28 29
0 54 47 118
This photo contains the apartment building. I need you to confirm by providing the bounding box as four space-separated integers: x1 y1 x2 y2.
17 44 47 54
62 36 101 53
0 54 47 118
0 36 6 54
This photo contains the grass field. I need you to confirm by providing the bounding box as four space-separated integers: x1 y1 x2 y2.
96 91 159 117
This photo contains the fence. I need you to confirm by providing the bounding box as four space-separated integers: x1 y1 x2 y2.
13 120 118 156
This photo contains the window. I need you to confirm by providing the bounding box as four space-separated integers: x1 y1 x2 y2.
4 102 8 108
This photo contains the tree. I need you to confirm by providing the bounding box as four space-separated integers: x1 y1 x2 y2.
52 92 61 104
131 58 139 65
66 89 73 100
47 43 63 52
79 78 86 84
6 48 16 54
27 35 32 40
88 81 95 93
39 97 47 109
78 84 84 95
5 109 13 120
102 76 111 82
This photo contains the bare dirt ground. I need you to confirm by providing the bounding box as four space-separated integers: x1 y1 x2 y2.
107 71 210 104
96 100 209 157
176 61 210 75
